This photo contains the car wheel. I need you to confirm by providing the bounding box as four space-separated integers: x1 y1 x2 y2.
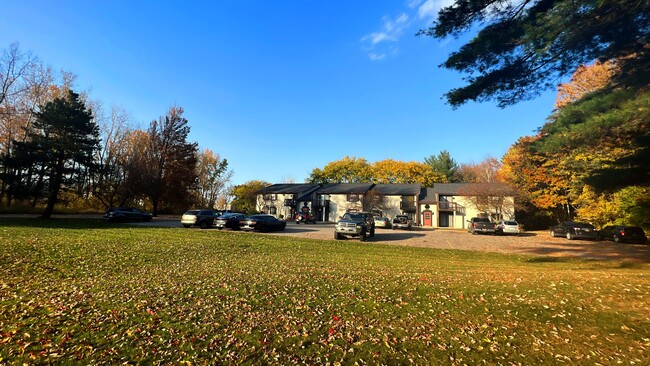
199 221 209 229
370 227 375 237
614 236 621 243
183 224 191 228
567 232 574 240
360 231 366 242
334 232 341 240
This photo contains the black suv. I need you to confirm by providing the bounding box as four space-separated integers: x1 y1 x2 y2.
334 211 375 241
599 225 647 244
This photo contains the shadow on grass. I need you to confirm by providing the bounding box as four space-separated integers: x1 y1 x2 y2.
282 226 323 234
371 232 427 242
526 256 572 263
0 217 173 230
521 241 650 264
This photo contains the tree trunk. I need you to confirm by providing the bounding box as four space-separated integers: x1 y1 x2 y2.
152 197 159 217
41 156 64 219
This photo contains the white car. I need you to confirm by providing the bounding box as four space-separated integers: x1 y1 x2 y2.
374 216 391 228
496 220 521 235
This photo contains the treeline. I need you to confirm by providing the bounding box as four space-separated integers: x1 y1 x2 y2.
307 154 503 186
0 43 232 217
500 61 649 230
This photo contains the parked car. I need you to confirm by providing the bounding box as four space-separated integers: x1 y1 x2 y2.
181 209 221 228
599 225 647 244
550 221 599 240
103 207 153 223
374 216 391 229
334 211 375 241
392 215 412 230
467 217 497 235
213 213 246 230
495 220 521 235
239 214 287 232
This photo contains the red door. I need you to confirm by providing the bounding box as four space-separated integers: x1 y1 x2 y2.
423 210 433 227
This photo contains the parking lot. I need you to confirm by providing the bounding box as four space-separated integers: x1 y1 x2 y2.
140 217 650 263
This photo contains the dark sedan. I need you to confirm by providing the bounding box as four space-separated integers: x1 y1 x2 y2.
103 207 153 223
239 214 286 232
599 225 647 244
550 221 599 240
213 213 246 230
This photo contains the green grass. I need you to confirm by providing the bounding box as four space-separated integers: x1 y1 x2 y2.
1 218 649 365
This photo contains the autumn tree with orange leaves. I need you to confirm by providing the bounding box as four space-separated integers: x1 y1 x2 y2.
500 59 650 229
307 156 445 186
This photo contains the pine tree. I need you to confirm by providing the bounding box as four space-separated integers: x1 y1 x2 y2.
11 90 99 218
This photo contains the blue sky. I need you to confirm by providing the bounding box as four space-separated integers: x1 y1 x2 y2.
2 1 557 186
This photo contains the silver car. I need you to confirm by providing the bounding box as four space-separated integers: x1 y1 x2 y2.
181 209 220 229
496 220 521 235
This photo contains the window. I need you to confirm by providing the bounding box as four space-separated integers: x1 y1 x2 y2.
347 194 360 202
263 194 277 201
269 206 277 215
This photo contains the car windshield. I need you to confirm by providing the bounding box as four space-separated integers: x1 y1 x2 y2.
504 221 518 225
573 222 595 229
185 210 199 215
220 213 239 219
344 213 364 220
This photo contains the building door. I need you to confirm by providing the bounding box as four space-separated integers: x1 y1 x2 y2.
439 213 452 227
423 210 433 227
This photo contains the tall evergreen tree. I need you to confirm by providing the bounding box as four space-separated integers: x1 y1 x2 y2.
9 90 99 218
420 0 650 107
424 150 459 183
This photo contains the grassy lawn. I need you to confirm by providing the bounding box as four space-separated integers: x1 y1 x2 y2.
1 218 649 364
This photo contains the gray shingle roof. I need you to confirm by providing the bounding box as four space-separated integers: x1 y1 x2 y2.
258 183 320 195
418 187 438 203
316 183 374 194
371 183 421 196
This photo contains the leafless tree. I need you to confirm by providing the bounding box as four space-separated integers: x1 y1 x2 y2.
0 43 38 107
457 183 517 221
92 103 134 207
